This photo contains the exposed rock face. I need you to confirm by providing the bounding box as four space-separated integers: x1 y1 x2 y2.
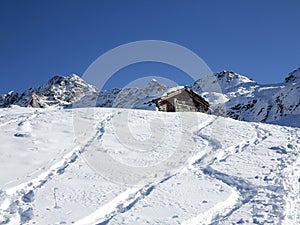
0 91 20 107
223 71 299 124
191 69 299 125
26 92 47 108
0 74 98 108
285 67 300 83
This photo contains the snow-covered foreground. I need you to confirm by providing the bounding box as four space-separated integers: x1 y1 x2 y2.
0 107 299 225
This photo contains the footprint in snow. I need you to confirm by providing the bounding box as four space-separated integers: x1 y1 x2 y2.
15 121 32 137
14 132 31 137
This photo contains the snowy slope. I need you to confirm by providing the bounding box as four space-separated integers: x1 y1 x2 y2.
0 107 299 225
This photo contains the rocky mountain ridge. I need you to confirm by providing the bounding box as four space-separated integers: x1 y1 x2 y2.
0 74 98 108
192 68 300 126
1 68 299 127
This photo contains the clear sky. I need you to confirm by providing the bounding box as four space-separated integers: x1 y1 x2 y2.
0 0 299 93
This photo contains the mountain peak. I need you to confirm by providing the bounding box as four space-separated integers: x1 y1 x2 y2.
46 74 85 87
193 70 256 94
146 79 159 87
215 70 255 84
144 79 167 95
67 73 83 81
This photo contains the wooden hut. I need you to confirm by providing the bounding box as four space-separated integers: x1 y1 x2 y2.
151 87 209 112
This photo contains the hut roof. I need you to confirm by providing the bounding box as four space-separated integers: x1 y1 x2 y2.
151 86 210 108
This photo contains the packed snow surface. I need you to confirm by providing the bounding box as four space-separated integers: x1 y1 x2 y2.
0 107 299 225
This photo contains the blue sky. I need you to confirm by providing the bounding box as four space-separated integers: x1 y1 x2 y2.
0 0 299 93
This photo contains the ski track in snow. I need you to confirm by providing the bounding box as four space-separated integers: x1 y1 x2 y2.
184 123 299 225
182 122 284 225
74 116 271 225
0 111 38 129
182 120 240 225
0 108 299 225
73 117 219 225
73 176 174 225
0 113 112 225
281 127 300 225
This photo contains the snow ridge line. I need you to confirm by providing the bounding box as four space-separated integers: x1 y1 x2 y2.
0 113 112 225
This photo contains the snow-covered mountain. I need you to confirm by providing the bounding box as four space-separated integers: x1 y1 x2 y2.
1 68 299 127
0 75 167 110
94 79 167 110
0 107 299 224
0 74 98 108
192 69 300 127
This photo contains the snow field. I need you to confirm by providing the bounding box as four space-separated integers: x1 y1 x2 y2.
0 107 299 225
